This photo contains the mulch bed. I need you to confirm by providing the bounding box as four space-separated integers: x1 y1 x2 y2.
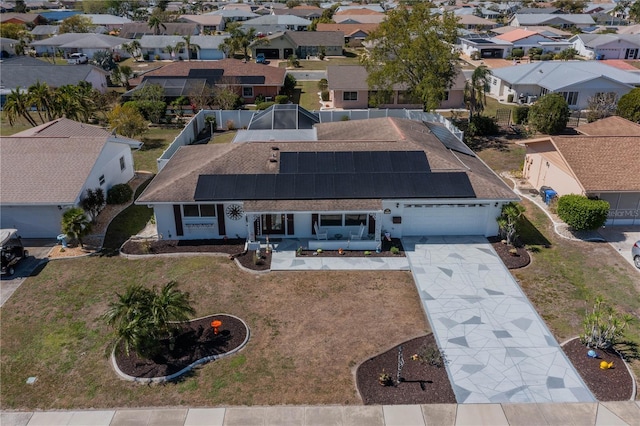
121 238 246 256
562 338 634 401
297 238 406 258
235 250 271 271
488 237 530 269
114 314 248 379
357 335 456 405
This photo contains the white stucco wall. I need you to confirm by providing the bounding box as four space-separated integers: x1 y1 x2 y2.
84 141 135 196
0 205 64 238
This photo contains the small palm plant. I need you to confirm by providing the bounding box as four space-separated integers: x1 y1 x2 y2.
61 207 92 248
580 296 633 349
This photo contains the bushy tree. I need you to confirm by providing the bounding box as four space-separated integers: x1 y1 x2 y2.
107 104 147 138
80 188 105 223
616 88 640 123
61 207 92 247
59 15 95 34
361 3 460 111
528 93 570 134
107 183 133 205
556 194 609 230
132 83 165 103
554 47 578 60
281 74 297 99
103 281 195 357
91 50 117 71
0 22 26 40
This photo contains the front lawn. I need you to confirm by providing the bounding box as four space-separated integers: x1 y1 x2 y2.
0 258 424 409
133 127 182 173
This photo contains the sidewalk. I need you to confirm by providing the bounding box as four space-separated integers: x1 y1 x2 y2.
3 401 639 425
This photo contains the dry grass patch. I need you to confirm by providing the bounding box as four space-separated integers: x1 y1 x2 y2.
0 256 426 409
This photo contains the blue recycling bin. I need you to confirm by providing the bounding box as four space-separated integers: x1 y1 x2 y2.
543 189 557 205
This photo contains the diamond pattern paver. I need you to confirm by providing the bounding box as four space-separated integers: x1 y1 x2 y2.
404 236 594 404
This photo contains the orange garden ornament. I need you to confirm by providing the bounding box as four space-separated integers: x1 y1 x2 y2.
211 320 222 335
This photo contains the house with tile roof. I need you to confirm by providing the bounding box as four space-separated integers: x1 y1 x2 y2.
570 34 640 60
0 118 143 238
177 14 226 33
333 8 386 25
0 12 46 25
518 116 640 225
488 61 640 109
272 6 323 20
326 65 466 110
250 31 344 60
136 106 518 244
126 59 287 105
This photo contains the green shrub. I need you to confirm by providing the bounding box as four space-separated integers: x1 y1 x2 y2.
513 106 529 124
318 78 328 91
512 48 524 58
390 246 400 255
540 53 553 61
528 93 569 134
154 54 161 61
556 194 609 230
528 47 543 56
467 115 499 137
531 54 541 61
275 95 289 104
256 101 276 110
254 94 265 104
321 90 330 101
125 100 166 124
107 183 133 205
470 51 480 60
581 296 633 349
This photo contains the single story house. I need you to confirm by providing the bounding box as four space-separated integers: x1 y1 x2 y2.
272 6 323 20
30 25 59 40
178 14 225 33
126 59 286 105
456 14 499 31
240 14 312 34
488 61 640 109
81 14 132 31
490 26 571 39
138 35 228 61
0 37 17 57
460 30 572 59
518 116 640 225
333 9 386 25
30 33 130 58
119 22 199 39
326 65 466 110
205 9 259 23
570 34 640 60
316 23 379 46
509 13 596 29
0 12 47 25
251 31 344 60
136 106 518 243
0 118 142 238
0 56 109 108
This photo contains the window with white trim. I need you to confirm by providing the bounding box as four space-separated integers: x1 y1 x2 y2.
559 91 578 106
119 156 125 171
242 86 253 97
183 204 217 217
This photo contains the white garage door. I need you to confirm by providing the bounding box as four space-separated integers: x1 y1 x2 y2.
402 204 487 236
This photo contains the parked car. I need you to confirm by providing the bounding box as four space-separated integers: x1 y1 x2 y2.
1 229 29 276
632 240 640 269
255 53 266 64
67 53 88 64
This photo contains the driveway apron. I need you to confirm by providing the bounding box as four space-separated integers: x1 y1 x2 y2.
403 236 594 404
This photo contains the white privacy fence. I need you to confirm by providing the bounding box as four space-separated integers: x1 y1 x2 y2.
157 108 464 171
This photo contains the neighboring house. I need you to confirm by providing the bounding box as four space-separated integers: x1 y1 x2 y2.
333 9 386 25
178 14 225 33
272 6 323 20
0 12 47 25
251 31 344 60
493 29 572 55
138 35 228 61
460 38 514 59
490 25 571 39
456 15 499 31
126 59 286 104
240 14 311 34
518 116 640 225
30 33 130 58
488 61 640 109
0 118 142 238
326 65 466 110
119 22 199 39
30 25 59 40
570 34 640 60
0 56 109 107
205 8 259 23
316 23 379 46
80 14 132 31
509 13 596 29
136 106 518 243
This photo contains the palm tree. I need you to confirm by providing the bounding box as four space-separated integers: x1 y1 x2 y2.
224 24 266 61
164 44 177 60
464 65 492 118
61 207 92 248
118 65 133 89
177 35 200 61
4 89 37 126
123 40 141 61
27 81 54 123
148 14 166 35
103 282 195 357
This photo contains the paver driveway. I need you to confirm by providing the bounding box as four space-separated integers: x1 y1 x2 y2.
403 236 594 404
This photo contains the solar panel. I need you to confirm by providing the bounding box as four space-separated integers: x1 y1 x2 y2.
188 69 224 78
425 122 476 157
279 151 431 174
194 172 475 201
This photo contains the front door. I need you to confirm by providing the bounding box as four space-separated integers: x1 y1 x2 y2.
262 214 285 234
625 48 638 59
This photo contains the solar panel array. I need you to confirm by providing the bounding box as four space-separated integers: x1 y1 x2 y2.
425 122 476 157
279 151 431 174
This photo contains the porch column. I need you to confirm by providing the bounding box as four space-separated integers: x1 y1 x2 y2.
374 212 382 242
247 214 259 241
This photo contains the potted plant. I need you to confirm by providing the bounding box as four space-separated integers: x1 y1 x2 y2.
338 248 344 255
378 370 393 386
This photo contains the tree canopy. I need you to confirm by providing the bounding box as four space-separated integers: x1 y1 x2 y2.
361 3 460 111
528 93 570 134
616 88 640 123
59 15 95 34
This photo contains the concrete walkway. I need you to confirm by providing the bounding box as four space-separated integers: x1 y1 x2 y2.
3 402 639 425
403 236 594 404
